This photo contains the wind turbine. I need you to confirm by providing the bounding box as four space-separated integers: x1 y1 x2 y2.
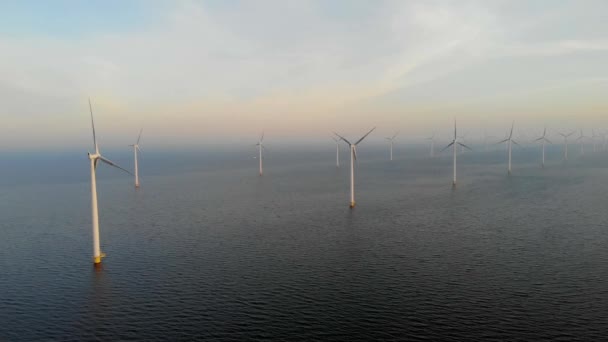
558 131 575 161
427 132 436 157
576 129 589 155
441 119 471 186
332 136 340 167
87 98 132 265
385 132 398 161
129 128 143 188
334 127 376 208
497 121 518 175
533 127 552 168
256 132 265 176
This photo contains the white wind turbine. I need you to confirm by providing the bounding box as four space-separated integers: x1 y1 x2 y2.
129 128 143 188
592 129 601 152
576 129 590 155
334 127 376 208
256 132 265 176
441 119 471 186
87 98 132 265
558 131 575 161
497 121 518 175
385 132 398 161
332 136 340 167
533 127 552 168
427 132 436 157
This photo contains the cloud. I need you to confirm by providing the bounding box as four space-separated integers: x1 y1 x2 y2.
0 0 607 149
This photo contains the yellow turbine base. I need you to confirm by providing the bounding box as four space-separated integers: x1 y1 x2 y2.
350 201 356 208
93 256 102 264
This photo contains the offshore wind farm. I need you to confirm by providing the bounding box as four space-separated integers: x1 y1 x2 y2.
1 1 608 341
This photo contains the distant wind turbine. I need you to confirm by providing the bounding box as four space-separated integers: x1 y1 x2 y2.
441 119 471 186
87 98 132 265
332 136 340 167
576 129 589 155
129 128 143 188
385 132 398 161
427 132 436 157
497 121 518 175
256 132 265 176
591 129 598 152
533 127 552 168
334 127 376 208
558 131 575 161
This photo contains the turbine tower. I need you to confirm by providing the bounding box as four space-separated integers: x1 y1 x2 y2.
256 132 265 176
334 127 376 208
129 128 143 188
385 132 398 161
533 127 552 168
441 119 471 186
558 131 575 161
332 136 340 167
592 129 602 152
427 132 436 157
497 121 518 175
576 129 589 155
87 98 132 265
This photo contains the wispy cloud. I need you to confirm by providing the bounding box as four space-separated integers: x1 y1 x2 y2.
0 0 607 148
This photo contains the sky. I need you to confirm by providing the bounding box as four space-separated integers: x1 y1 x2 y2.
1 0 607 150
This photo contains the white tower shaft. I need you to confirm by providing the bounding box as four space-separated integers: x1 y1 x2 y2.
542 141 545 167
90 158 101 264
508 140 512 174
336 143 340 167
350 145 355 208
453 142 457 185
134 146 140 187
259 144 263 175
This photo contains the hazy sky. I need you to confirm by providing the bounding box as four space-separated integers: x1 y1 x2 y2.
1 0 607 150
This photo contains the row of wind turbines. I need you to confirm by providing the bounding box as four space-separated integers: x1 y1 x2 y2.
85 98 605 265
330 120 607 211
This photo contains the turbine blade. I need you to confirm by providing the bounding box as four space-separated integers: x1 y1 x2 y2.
496 139 509 144
333 132 352 145
354 127 376 145
353 146 358 162
509 121 514 139
440 141 455 152
260 131 264 142
88 98 98 153
512 140 520 146
544 138 552 144
534 136 544 142
458 142 472 151
99 156 133 175
136 127 143 144
392 131 399 140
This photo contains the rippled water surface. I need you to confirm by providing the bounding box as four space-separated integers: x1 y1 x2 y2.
1 146 608 341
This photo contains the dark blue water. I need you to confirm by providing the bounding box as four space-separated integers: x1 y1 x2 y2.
1 145 608 341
